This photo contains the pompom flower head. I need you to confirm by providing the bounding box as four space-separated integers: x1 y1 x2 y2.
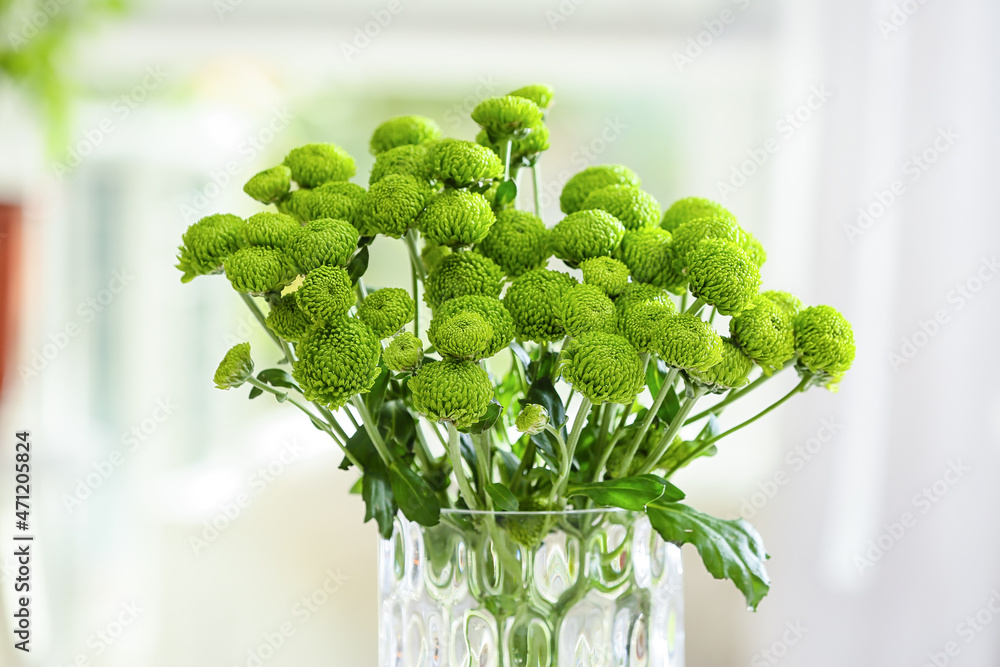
293 317 382 408
243 165 291 204
581 185 661 231
427 139 504 187
408 359 494 427
670 215 743 273
369 115 442 155
477 209 550 278
214 343 254 390
176 213 244 282
286 218 360 274
559 332 645 405
508 83 555 111
730 294 795 375
472 95 544 139
661 197 735 233
763 290 803 317
503 268 578 342
558 283 618 337
369 144 433 187
430 295 514 359
383 332 424 372
793 305 856 389
423 251 504 311
560 164 641 214
550 209 626 265
428 311 493 360
357 287 414 338
294 265 355 322
266 293 315 342
688 337 753 393
686 238 762 316
242 212 301 249
281 182 366 225
614 282 674 317
284 143 356 188
617 227 687 294
417 189 496 247
580 256 630 297
653 314 724 372
358 174 428 238
224 246 295 294
620 298 677 354
515 404 549 434
421 243 451 274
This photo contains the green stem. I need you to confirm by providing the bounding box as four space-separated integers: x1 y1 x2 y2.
685 372 773 424
446 422 479 510
350 395 394 467
544 424 569 505
615 368 678 477
684 296 706 316
474 431 493 506
698 377 810 450
552 396 592 499
239 292 292 364
404 230 427 282
680 292 688 312
502 138 513 182
510 439 535 493
511 348 528 393
636 386 707 476
531 163 543 217
708 306 718 325
591 423 627 483
410 258 420 335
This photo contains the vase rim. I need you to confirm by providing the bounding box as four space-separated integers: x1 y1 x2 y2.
440 507 631 517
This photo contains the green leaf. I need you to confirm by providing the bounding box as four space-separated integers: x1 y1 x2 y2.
340 422 380 471
509 341 532 379
646 361 662 397
645 502 770 610
389 462 441 526
460 400 503 434
362 462 397 539
366 364 391 414
527 349 558 386
349 476 363 494
659 438 716 474
495 180 517 207
248 386 263 400
257 368 300 392
567 475 678 511
379 399 416 451
347 244 370 285
485 483 519 512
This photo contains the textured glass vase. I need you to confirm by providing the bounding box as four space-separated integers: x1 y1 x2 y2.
378 509 684 666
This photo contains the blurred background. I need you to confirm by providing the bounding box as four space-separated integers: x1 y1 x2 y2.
1 0 998 665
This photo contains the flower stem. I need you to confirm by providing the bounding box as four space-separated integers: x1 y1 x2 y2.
502 138 513 182
238 292 293 364
474 431 493 506
544 424 569 505
636 386 707 476
410 259 420 335
350 395 394 467
699 377 810 449
532 163 543 217
684 296 706 316
615 368 678 477
685 372 773 424
446 422 479 510
404 229 427 282
552 396 591 499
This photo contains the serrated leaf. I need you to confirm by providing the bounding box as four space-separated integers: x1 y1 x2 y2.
459 400 503 435
389 462 441 526
486 483 519 512
567 474 679 511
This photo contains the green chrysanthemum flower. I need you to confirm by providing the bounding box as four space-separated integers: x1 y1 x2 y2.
550 209 626 265
357 287 415 338
793 305 856 388
224 246 295 294
214 342 254 390
472 96 544 139
430 295 514 359
661 197 735 233
619 299 677 354
417 189 496 247
741 229 767 267
614 281 674 317
280 182 367 225
428 311 493 360
369 144 433 186
508 83 555 111
559 332 645 405
476 126 551 165
294 265 356 322
427 139 504 187
502 268 578 342
242 212 301 249
652 314 724 372
358 174 428 238
284 143 356 188
580 256 630 297
669 215 743 273
243 165 291 204
558 283 618 337
369 115 442 155
581 185 661 231
293 317 382 408
176 213 244 282
476 209 550 277
689 337 754 392
763 290 802 317
421 243 452 274
730 294 796 375
617 227 687 294
286 218 360 273
408 359 494 427
515 404 549 434
560 165 641 214
383 331 424 372
265 293 315 342
423 251 504 311
686 238 762 316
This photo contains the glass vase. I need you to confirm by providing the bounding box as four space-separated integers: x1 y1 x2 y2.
378 508 684 666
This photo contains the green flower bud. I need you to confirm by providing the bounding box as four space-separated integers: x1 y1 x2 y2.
652 314 724 372
293 317 382 408
357 287 415 338
550 209 626 265
286 218 360 273
369 144 433 187
508 83 555 111
688 337 754 392
369 115 442 155
730 294 796 375
284 143 356 188
793 305 856 389
423 250 504 311
427 139 504 187
515 404 549 434
669 215 742 273
242 212 301 249
472 95 544 139
559 332 645 405
580 256 630 297
383 331 424 372
358 174 428 238
614 282 674 318
243 165 291 204
560 164 641 214
409 359 494 427
686 238 762 316
661 197 735 233
417 189 496 247
620 299 677 354
476 209 550 278
265 293 315 342
294 265 356 322
558 283 618 337
281 182 367 225
176 213 244 282
430 295 514 359
503 268 578 342
429 311 493 360
421 243 452 274
224 246 295 294
617 227 687 294
763 290 802 317
581 185 661 231
214 342 254 390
